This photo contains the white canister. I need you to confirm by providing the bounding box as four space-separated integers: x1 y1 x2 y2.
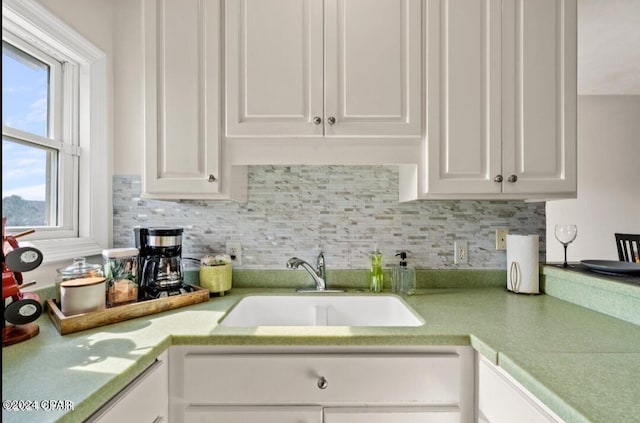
506 234 540 294
60 277 106 315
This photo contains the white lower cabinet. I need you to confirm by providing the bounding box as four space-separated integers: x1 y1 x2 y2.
477 356 563 423
87 351 168 422
324 407 461 423
169 346 474 422
184 406 461 423
184 405 322 423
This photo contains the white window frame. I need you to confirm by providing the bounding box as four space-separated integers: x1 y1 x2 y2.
2 0 109 262
3 33 73 235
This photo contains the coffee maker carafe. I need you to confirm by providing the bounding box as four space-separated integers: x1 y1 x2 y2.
135 227 192 299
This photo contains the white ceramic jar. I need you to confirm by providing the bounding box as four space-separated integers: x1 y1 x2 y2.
59 277 106 316
55 257 103 303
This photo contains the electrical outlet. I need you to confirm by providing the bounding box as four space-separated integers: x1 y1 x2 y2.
495 228 509 250
454 240 468 264
226 241 242 265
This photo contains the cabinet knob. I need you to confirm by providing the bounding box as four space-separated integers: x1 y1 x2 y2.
317 376 328 390
507 174 518 183
208 174 217 183
313 116 322 125
327 116 336 125
493 175 503 183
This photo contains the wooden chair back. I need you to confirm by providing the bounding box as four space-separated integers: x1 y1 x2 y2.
615 233 640 263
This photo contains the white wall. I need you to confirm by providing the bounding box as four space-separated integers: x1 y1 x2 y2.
546 95 640 262
37 0 141 176
112 0 144 174
37 0 114 173
37 0 114 54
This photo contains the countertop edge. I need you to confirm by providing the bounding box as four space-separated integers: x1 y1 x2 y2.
541 264 640 325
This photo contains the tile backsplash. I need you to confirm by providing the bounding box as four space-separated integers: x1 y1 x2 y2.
113 166 545 269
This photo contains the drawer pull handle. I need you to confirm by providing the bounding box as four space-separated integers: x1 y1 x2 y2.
317 376 328 390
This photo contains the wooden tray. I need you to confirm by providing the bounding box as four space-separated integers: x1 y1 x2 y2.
46 284 209 335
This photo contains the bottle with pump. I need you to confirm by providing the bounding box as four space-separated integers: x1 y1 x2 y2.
369 245 384 292
392 251 416 295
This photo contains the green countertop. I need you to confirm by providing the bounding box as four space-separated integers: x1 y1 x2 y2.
2 270 640 423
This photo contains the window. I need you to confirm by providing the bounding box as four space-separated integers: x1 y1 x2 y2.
2 38 67 230
2 0 108 262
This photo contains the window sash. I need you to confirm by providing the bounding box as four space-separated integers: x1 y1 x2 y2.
2 135 58 227
2 27 78 237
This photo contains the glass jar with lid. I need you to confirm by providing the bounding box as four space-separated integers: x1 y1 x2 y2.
102 248 139 306
55 257 104 303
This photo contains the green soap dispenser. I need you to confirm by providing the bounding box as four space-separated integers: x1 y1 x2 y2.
369 245 384 293
393 251 416 295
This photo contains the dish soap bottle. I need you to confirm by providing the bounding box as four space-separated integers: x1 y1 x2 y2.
369 245 384 292
393 251 416 295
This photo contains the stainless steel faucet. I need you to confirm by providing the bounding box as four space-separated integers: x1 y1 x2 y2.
287 251 333 291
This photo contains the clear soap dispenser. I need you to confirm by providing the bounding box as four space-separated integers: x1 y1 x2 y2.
392 251 416 295
369 244 384 293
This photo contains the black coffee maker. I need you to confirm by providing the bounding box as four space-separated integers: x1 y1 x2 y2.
134 227 192 299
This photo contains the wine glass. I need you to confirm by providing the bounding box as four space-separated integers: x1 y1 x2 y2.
554 224 577 268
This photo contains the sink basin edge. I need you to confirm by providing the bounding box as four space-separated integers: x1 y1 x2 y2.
218 293 425 328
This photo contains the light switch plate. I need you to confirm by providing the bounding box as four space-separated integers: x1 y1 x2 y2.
495 228 509 250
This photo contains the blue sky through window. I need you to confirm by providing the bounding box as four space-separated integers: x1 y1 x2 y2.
2 42 49 202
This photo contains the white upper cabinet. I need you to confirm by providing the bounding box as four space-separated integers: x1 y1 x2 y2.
323 0 422 138
225 0 423 140
424 0 503 195
224 0 324 137
501 0 577 196
143 0 247 200
421 0 576 199
141 0 575 199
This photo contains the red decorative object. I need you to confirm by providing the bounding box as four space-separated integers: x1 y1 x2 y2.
2 218 43 347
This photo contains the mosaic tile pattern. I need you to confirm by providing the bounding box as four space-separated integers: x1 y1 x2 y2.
113 166 545 269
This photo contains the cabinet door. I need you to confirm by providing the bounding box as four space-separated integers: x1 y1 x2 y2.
184 406 321 423
501 0 577 194
478 356 562 423
424 0 502 194
87 352 168 422
225 0 324 137
324 407 460 423
143 0 221 196
324 0 422 138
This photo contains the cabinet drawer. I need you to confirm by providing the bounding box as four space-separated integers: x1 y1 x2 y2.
182 353 461 405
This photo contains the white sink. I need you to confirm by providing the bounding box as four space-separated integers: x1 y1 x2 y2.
219 294 424 327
